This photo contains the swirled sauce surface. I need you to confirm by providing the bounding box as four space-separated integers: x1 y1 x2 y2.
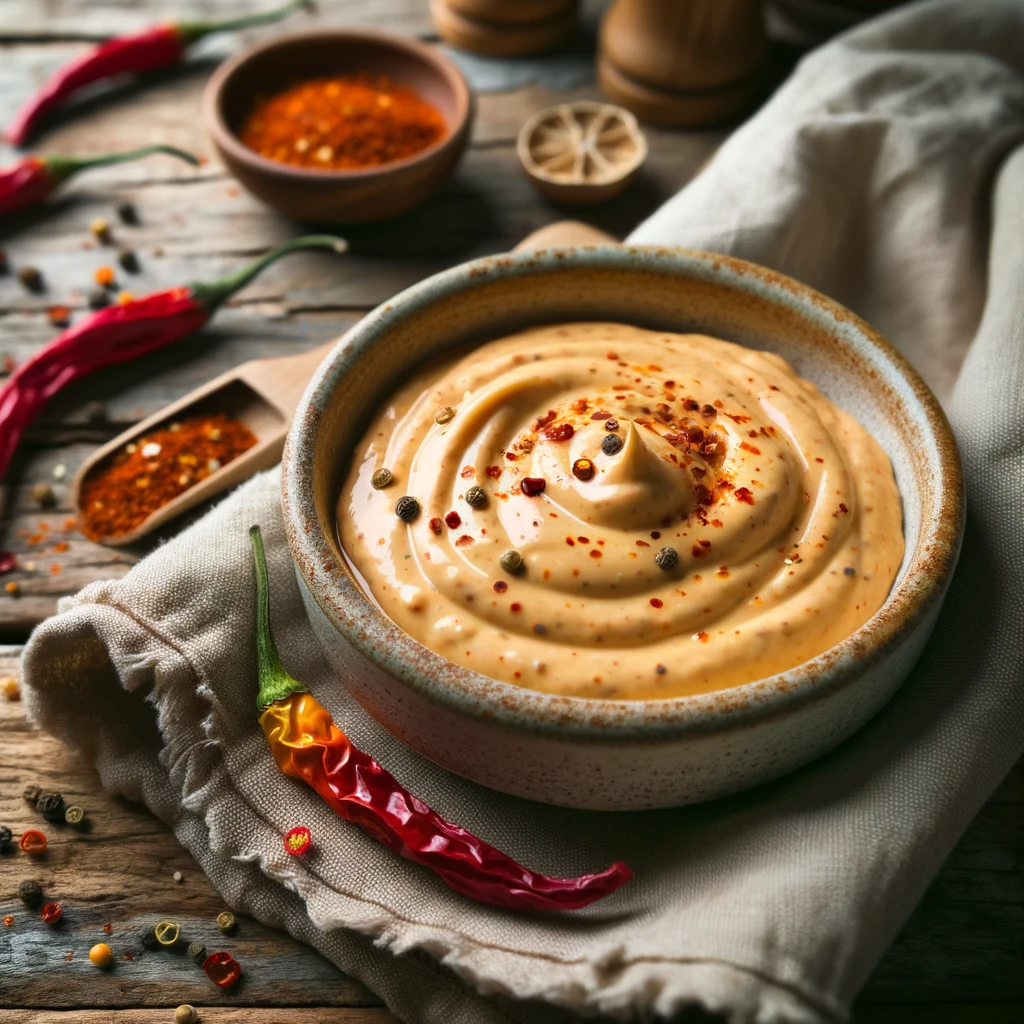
337 323 903 699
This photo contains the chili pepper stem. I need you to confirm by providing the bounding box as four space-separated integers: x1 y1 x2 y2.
44 144 200 184
250 525 308 711
189 235 347 312
177 0 314 44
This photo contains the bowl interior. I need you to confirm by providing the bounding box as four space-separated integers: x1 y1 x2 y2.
285 246 961 733
214 32 463 171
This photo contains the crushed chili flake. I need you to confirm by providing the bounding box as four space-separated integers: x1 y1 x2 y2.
534 409 557 430
79 413 257 541
444 511 462 529
429 517 443 534
565 537 575 546
695 631 710 643
543 423 574 442
649 598 663 608
589 549 602 558
493 580 507 593
460 465 474 479
485 465 502 478
740 441 761 455
590 410 612 420
510 602 522 612
735 487 755 505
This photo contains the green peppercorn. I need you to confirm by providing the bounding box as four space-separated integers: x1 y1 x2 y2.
174 1006 198 1024
499 549 524 574
18 879 42 908
465 485 487 508
601 433 624 456
433 405 455 424
216 910 236 934
37 793 65 823
22 785 42 804
187 941 207 963
395 495 420 522
139 926 161 951
371 467 393 490
64 805 85 827
0 825 11 851
654 546 679 571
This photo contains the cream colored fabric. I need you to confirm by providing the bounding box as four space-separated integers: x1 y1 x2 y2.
22 2 1024 1021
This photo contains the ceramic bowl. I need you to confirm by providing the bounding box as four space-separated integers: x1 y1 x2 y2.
281 246 964 810
203 30 473 224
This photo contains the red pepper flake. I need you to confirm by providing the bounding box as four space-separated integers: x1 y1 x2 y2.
124 951 134 961
815 457 824 463
429 517 442 534
717 566 730 578
726 413 751 423
40 902 62 925
505 451 518 461
53 541 68 552
48 305 71 327
534 409 557 430
3 916 14 927
650 598 663 608
204 951 242 989
740 441 762 455
543 422 574 442
839 503 849 514
636 540 649 547
577 536 589 543
284 825 312 856
565 537 575 546
460 465 475 479
102 923 112 933
692 543 708 558
589 549 602 559
50 564 61 575
694 484 714 506
591 410 611 420
606 352 618 360
0 551 15 574
695 631 710 643
444 511 461 529
735 487 755 505
486 465 502 478
493 580 507 593
510 602 522 613
455 534 474 547
521 477 546 497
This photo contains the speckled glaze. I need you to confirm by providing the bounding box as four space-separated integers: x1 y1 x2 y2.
281 246 964 810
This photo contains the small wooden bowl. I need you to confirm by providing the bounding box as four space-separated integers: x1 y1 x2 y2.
517 100 647 205
203 30 474 225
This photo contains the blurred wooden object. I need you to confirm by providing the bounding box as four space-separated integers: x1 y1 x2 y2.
430 0 578 57
598 0 766 127
768 0 907 42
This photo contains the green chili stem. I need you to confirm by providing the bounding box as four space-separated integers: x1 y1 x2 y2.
250 525 308 712
45 144 200 183
189 234 347 312
178 0 314 44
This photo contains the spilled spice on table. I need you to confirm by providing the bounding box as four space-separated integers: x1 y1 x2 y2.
79 413 256 540
239 73 445 170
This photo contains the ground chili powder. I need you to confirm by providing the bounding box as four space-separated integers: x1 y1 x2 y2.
79 413 256 540
239 73 446 170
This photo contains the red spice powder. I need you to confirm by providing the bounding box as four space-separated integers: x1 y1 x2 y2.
239 74 446 171
79 413 256 541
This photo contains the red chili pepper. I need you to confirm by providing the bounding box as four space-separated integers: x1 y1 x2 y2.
5 0 312 146
283 826 312 856
0 234 346 482
19 830 47 854
249 526 632 912
39 902 63 925
203 951 242 989
0 145 198 218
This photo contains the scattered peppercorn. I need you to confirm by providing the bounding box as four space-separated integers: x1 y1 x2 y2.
173 870 183 883
465 485 486 508
571 458 594 481
216 910 236 934
283 825 312 856
39 901 63 925
17 265 43 292
654 546 679 571
204 950 242 989
90 218 112 243
117 249 139 273
0 825 12 850
37 793 65 822
22 785 42 804
499 549 523 574
433 405 455 424
395 495 419 521
89 942 113 968
655 664 667 675
154 919 180 946
5 581 20 596
116 290 134 305
444 510 461 529
31 482 57 508
2 915 12 927
94 266 116 288
87 288 110 310
604 418 619 431
520 477 546 497
2 676 20 700
174 1006 198 1024
48 305 71 327
116 201 138 225
64 805 85 827
18 880 42 907
139 926 161 951
19 829 47 854
187 941 207 963
371 467 393 489
602 433 624 456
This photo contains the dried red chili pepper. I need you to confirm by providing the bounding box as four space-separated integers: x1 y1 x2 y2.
0 235 346 482
0 145 198 218
5 0 312 145
249 525 632 912
283 826 312 856
39 902 63 925
203 951 242 989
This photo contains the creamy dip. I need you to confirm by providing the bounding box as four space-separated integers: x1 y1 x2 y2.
337 323 903 700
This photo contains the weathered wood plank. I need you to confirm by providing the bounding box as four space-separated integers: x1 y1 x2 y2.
5 1011 400 1023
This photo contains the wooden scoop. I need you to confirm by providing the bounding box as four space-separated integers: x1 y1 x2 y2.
71 221 616 546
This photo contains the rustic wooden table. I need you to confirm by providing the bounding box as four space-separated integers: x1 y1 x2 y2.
1 3 1021 1023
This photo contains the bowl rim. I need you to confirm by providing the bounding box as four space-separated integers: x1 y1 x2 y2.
282 244 965 741
202 27 473 183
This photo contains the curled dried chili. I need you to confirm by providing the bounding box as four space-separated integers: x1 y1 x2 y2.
0 235 346 482
5 0 312 145
0 145 198 218
249 525 632 912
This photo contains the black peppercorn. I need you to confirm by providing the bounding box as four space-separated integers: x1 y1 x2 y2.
23 785 42 804
117 249 139 273
371 467 393 490
18 879 43 908
140 927 162 951
0 824 12 851
187 941 207 963
601 433 624 456
116 201 138 225
465 485 487 508
17 266 43 292
87 288 111 310
654 546 679 571
395 495 420 522
37 793 65 823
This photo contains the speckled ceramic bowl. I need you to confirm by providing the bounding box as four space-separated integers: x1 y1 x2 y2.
281 246 963 810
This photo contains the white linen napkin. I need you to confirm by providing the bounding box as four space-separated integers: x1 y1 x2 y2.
22 1 1024 1021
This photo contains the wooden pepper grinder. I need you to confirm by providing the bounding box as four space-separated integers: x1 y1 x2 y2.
598 0 767 127
430 0 579 58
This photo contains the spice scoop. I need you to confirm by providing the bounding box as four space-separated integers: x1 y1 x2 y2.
70 339 334 546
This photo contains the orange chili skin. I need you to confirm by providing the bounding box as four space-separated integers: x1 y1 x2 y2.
251 526 632 913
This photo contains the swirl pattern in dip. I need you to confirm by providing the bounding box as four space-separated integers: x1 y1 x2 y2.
338 323 903 700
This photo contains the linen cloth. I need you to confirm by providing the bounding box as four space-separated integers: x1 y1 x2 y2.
21 2 1024 1021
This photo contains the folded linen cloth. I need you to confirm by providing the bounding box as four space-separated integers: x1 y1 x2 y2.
22 2 1024 1021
